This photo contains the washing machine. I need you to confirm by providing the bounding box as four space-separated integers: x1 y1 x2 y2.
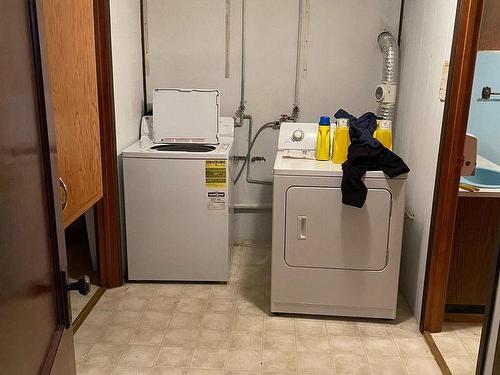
123 89 234 282
271 122 407 319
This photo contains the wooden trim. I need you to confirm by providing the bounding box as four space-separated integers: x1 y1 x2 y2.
444 313 484 323
72 287 106 332
93 0 123 288
424 332 453 375
421 0 484 333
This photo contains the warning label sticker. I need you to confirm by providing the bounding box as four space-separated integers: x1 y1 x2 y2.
207 191 226 210
205 160 227 188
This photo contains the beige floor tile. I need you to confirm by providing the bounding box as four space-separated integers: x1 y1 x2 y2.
452 323 482 339
147 297 179 313
202 312 234 331
75 343 93 363
163 328 199 348
152 368 189 375
230 331 263 350
389 320 422 338
394 337 432 357
296 333 330 352
188 370 224 375
226 371 260 375
191 348 227 369
120 345 161 366
170 312 204 329
367 355 406 375
109 311 143 329
460 336 481 355
297 352 333 372
156 347 194 367
141 312 172 328
129 327 166 346
361 337 398 356
75 324 106 344
262 350 297 372
197 329 230 348
333 354 370 375
295 319 327 335
99 326 134 344
116 297 150 312
84 343 125 365
207 299 236 313
236 300 266 317
113 365 153 374
155 284 187 298
264 331 296 352
226 349 262 371
210 284 240 299
433 333 468 356
176 298 208 314
94 295 121 312
444 355 476 375
265 316 295 332
86 311 113 326
326 321 359 336
233 314 264 332
76 364 115 375
357 322 391 337
328 336 364 355
123 284 158 298
183 285 212 299
403 357 442 375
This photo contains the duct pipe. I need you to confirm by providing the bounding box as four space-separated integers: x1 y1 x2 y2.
375 32 399 122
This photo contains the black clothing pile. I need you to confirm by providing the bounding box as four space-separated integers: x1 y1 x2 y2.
334 109 410 208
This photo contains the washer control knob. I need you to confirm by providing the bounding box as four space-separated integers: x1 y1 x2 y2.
292 129 304 142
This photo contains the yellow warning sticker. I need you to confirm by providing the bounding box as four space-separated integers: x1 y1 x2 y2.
205 160 227 188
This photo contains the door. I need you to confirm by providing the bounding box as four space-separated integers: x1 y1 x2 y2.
42 0 103 227
285 186 392 271
0 1 75 374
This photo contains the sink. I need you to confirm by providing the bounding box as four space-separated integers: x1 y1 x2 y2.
461 167 500 189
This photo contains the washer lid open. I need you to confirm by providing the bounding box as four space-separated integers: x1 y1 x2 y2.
153 88 220 144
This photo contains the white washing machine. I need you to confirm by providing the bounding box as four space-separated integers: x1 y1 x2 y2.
271 123 407 319
123 89 234 282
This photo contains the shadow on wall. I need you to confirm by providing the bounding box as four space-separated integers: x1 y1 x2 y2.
467 51 500 165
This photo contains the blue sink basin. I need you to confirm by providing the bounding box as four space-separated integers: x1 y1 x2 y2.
461 167 500 189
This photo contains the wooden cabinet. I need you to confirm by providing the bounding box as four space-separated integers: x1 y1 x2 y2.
446 197 500 317
42 0 103 227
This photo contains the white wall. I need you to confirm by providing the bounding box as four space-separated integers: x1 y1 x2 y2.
144 0 401 240
109 0 144 265
110 0 144 154
394 0 458 322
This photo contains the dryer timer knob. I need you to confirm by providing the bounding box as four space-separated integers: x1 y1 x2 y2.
292 129 304 142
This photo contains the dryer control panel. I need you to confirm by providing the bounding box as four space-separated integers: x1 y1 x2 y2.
278 122 319 150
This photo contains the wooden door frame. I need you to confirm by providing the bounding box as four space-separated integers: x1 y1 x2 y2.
421 0 484 333
93 0 123 288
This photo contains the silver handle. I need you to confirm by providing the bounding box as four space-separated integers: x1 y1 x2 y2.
297 215 307 240
59 177 68 211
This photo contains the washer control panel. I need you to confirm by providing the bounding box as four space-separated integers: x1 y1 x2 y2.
278 122 319 150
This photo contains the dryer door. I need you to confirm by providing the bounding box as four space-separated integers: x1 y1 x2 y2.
285 186 391 271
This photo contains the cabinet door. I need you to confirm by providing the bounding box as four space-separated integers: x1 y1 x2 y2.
42 0 103 227
285 186 392 271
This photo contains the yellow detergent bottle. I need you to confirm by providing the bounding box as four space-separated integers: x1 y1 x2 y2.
374 119 393 150
315 116 331 161
332 118 350 164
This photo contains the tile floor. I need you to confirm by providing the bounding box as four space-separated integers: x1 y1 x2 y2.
71 281 100 320
431 322 482 375
74 242 442 375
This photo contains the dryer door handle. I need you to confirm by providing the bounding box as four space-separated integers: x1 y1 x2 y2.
297 215 307 240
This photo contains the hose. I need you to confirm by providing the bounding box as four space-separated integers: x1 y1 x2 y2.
234 121 278 184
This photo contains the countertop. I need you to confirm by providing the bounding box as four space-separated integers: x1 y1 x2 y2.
459 155 500 198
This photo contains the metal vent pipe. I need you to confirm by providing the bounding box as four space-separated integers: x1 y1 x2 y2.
376 32 399 122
